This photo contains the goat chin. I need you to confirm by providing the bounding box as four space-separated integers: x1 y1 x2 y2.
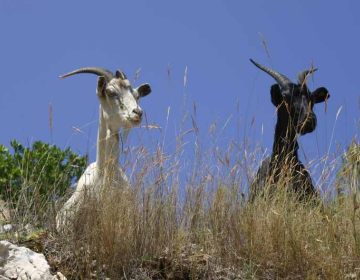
298 123 316 135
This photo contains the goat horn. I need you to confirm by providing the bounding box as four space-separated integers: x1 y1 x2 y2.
297 68 318 85
250 59 292 88
59 67 114 82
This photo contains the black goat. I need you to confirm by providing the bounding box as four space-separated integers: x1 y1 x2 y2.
250 59 330 201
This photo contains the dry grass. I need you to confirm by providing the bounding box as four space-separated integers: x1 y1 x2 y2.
2 73 359 279
35 118 358 280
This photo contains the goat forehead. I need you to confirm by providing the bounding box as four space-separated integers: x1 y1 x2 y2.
107 81 120 91
292 95 308 106
120 80 131 87
286 85 310 101
108 78 131 88
108 82 132 94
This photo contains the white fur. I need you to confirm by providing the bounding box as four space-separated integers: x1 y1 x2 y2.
57 74 150 229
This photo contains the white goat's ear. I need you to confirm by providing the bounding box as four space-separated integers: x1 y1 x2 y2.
96 76 107 98
136 83 152 98
115 70 127 80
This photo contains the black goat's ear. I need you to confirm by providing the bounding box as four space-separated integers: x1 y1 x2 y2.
312 87 330 104
270 84 283 106
136 83 152 98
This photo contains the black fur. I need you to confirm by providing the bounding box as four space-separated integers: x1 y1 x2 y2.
250 60 329 201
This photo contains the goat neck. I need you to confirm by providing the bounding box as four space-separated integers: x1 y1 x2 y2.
96 105 121 184
272 105 299 161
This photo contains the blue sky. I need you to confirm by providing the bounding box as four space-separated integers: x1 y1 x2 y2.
0 1 359 192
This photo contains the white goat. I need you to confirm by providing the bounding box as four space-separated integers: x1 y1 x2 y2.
56 67 151 228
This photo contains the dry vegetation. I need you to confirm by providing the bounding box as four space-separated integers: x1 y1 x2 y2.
49 127 359 280
3 112 359 280
2 61 359 279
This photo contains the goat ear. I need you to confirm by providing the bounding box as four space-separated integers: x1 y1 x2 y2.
115 70 127 80
270 84 283 106
312 87 330 104
96 76 107 98
136 83 152 98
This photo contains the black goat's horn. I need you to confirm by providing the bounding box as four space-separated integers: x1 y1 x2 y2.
59 67 115 82
297 68 318 85
250 59 292 88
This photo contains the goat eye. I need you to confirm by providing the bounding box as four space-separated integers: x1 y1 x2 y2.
106 89 117 97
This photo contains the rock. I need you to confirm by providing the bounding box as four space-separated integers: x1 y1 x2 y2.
53 272 67 280
0 199 11 222
2 225 13 233
0 240 54 280
0 199 13 236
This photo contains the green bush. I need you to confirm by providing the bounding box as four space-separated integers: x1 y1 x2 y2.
0 140 87 208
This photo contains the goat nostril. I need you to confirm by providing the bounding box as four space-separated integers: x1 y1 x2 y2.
133 108 143 117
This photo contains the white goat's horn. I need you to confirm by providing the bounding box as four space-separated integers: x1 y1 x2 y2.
59 67 114 82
